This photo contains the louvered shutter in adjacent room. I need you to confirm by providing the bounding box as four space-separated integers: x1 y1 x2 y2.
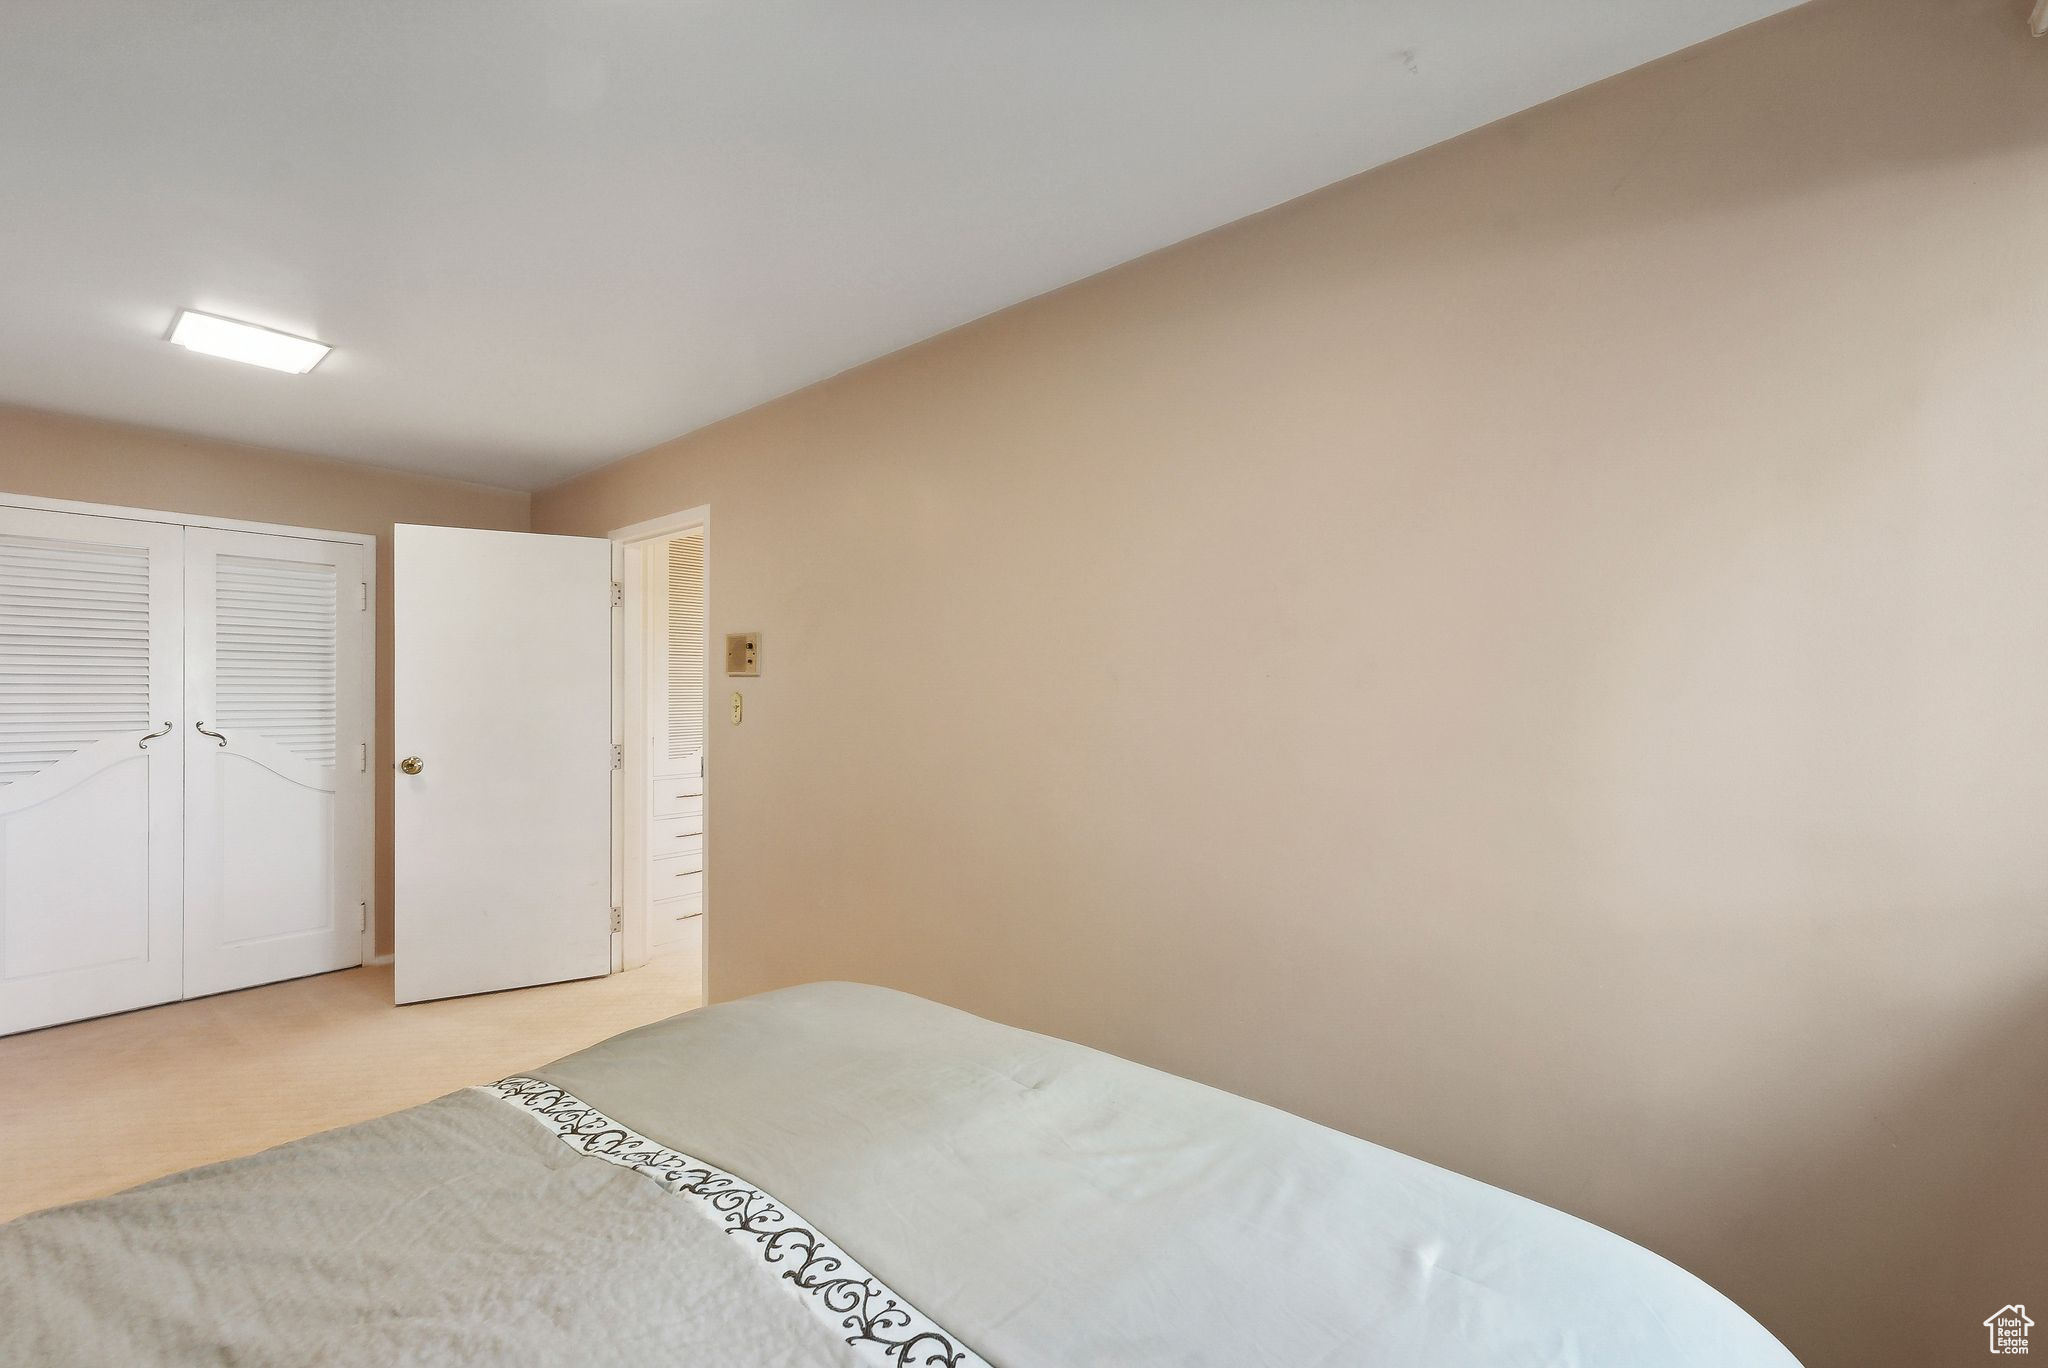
664 531 706 767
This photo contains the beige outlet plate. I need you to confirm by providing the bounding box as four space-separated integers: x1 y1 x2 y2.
726 632 760 676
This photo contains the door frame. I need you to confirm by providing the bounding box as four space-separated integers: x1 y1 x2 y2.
608 505 710 984
0 490 379 967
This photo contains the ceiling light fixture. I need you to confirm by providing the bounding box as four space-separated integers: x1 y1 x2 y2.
166 310 331 374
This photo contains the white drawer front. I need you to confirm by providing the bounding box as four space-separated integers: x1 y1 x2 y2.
654 807 703 842
663 827 712 860
654 837 704 875
649 900 702 948
652 864 704 900
652 893 703 922
654 778 704 816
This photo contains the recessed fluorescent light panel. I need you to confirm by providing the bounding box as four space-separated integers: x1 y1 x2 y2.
167 310 331 374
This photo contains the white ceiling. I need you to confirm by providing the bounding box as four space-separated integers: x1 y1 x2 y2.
0 1 1803 490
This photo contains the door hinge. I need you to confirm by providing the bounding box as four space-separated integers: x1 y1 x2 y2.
358 901 368 933
610 581 623 609
610 907 623 933
359 741 368 773
360 582 369 611
611 743 624 771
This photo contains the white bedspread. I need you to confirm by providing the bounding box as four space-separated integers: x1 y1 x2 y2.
536 981 1800 1368
0 980 1799 1366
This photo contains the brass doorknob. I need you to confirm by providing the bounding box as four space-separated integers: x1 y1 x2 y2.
399 756 424 775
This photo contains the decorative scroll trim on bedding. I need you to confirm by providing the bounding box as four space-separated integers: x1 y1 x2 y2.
482 1076 986 1368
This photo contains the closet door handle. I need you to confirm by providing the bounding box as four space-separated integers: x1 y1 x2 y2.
138 722 172 749
194 721 228 748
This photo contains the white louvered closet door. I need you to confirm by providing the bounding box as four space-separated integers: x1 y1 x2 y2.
0 506 184 1035
182 528 370 997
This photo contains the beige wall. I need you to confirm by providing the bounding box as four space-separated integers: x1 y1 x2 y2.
537 2 2047 1363
0 404 530 954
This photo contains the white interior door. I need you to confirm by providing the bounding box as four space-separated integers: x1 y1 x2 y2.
0 505 184 1035
182 528 371 998
393 525 613 1004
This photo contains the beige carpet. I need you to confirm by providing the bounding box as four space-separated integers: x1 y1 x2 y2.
0 947 704 1223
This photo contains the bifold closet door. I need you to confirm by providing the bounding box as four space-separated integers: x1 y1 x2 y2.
182 528 370 998
0 506 184 1036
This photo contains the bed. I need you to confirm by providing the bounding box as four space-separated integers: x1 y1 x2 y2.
0 981 1797 1366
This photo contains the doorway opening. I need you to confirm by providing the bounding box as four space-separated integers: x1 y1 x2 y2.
612 507 709 995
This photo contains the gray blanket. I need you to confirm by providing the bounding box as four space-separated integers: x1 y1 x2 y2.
0 981 1799 1366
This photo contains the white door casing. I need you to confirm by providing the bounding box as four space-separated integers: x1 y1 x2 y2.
181 528 371 998
0 505 185 1035
608 537 625 974
393 524 613 1004
615 506 709 977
